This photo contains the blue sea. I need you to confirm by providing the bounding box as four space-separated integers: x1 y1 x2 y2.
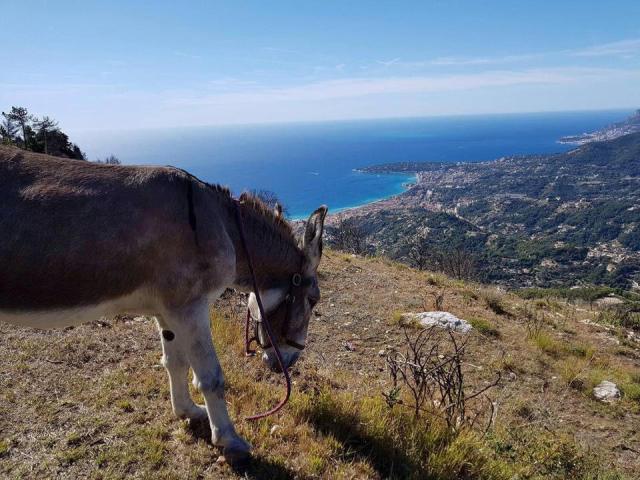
77 110 631 219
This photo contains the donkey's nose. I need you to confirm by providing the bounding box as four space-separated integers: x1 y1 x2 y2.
285 351 300 368
263 350 300 372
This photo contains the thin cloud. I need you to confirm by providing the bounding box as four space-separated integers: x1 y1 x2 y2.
375 37 640 70
428 53 543 66
377 58 402 67
174 51 202 60
170 67 633 106
571 38 640 57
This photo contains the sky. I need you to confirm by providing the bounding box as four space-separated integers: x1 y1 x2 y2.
1 0 640 131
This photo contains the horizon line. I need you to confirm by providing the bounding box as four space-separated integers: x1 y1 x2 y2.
70 105 638 135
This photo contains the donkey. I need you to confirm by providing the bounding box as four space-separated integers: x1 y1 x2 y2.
0 146 327 461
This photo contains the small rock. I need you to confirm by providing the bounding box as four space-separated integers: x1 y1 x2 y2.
216 455 227 465
403 311 472 333
507 371 517 381
378 349 386 356
270 425 281 435
593 380 621 402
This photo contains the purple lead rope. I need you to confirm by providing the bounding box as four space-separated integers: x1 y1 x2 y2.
234 200 292 420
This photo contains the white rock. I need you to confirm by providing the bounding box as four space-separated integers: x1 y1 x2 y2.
593 380 621 402
402 311 472 333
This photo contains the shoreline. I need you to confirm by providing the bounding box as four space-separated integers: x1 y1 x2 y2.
289 173 417 220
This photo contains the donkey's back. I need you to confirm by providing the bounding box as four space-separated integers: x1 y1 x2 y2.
0 146 223 326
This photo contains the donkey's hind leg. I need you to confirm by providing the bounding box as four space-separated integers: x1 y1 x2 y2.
156 317 207 421
163 299 251 461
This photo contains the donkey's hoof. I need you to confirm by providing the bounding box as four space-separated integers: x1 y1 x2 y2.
178 404 208 421
188 405 209 421
222 438 252 464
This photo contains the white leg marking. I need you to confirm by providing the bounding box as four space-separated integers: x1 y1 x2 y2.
156 317 207 421
163 299 251 459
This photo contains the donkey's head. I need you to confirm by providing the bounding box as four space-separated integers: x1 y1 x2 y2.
248 205 327 371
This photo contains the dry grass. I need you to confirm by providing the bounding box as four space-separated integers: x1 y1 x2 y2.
468 317 501 338
0 250 638 478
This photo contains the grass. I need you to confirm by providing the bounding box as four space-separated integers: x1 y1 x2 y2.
56 446 88 466
621 382 640 403
515 285 640 304
480 289 508 316
291 388 510 480
598 308 640 331
558 357 594 391
489 426 625 480
0 250 636 479
468 317 501 338
390 310 404 325
0 440 9 458
116 399 135 413
566 342 595 358
531 331 563 357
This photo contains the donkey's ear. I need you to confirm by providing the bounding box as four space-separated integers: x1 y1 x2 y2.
274 203 283 219
303 205 328 268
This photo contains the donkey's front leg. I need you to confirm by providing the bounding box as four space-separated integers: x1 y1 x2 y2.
164 300 251 461
156 316 207 421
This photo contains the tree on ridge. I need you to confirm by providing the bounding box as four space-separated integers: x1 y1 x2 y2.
3 107 33 150
32 116 58 154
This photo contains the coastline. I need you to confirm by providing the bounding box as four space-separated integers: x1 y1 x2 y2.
289 172 417 220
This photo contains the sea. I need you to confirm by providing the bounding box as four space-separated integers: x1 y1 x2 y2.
77 109 631 219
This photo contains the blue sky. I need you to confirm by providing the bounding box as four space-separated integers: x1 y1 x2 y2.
1 1 640 131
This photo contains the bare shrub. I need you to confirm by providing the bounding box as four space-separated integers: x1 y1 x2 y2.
406 236 477 280
95 154 121 165
521 303 545 339
481 289 508 316
439 247 477 281
598 305 640 331
423 290 445 311
407 235 430 271
384 327 500 433
249 189 289 217
331 218 367 254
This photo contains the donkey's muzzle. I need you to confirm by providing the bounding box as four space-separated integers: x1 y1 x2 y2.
263 348 300 372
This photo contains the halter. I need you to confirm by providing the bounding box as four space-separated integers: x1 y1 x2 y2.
233 200 312 420
245 272 315 354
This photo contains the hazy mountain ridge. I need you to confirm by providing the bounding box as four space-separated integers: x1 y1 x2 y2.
558 109 640 145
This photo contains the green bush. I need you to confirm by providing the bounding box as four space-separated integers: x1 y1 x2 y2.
469 317 501 338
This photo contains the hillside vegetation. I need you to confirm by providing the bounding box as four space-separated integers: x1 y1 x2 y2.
343 132 640 291
1 251 639 479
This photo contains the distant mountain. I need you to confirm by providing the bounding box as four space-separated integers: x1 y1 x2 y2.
558 109 640 145
332 132 640 290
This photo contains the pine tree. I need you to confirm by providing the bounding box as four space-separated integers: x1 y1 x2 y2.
2 106 33 149
32 116 58 154
0 114 18 145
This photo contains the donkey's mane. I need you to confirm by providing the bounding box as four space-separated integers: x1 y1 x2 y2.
238 192 297 243
169 166 301 258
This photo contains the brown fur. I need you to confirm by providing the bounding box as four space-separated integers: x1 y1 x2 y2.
0 145 303 311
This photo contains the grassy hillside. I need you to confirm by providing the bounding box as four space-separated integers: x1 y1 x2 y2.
1 251 639 479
